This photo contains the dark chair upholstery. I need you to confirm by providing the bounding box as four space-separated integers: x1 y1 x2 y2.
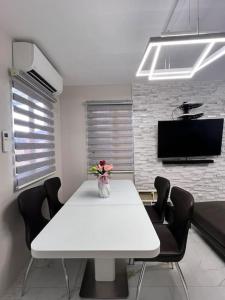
18 185 48 250
135 186 194 300
144 176 170 223
44 177 63 218
17 185 70 298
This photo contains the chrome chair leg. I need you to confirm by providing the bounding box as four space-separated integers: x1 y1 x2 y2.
21 257 34 296
175 262 190 300
61 259 70 299
136 262 146 300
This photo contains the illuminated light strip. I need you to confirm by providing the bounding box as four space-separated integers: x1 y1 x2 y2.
190 42 215 76
136 33 225 80
197 45 225 72
149 37 225 47
150 74 193 80
136 44 153 77
154 68 192 76
148 46 161 80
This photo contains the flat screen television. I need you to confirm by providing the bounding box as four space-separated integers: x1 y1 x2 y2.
158 119 224 158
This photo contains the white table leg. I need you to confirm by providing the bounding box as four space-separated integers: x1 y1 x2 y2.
94 258 115 281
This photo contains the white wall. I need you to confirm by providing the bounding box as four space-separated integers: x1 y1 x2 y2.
133 80 225 202
0 29 62 295
60 85 132 201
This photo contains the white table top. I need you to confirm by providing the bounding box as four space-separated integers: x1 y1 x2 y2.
31 180 160 259
65 180 143 206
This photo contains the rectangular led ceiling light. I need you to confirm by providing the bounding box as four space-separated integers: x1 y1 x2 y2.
136 33 225 80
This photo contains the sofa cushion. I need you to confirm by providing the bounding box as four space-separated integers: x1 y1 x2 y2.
193 201 225 248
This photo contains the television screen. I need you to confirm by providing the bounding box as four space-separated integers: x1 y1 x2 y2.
158 119 224 158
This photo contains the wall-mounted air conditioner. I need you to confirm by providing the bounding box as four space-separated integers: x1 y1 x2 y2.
12 42 63 95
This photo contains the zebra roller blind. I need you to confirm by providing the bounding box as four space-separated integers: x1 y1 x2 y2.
12 77 56 189
87 100 134 172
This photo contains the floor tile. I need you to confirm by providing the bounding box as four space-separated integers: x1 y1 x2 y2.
170 286 225 300
2 228 225 300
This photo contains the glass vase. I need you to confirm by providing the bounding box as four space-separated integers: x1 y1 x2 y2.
98 177 110 198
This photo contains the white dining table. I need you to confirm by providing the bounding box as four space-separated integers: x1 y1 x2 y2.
31 180 160 298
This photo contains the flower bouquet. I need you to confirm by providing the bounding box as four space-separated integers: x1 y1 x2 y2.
89 160 113 198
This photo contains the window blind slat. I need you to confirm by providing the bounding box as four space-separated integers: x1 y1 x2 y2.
88 137 133 145
89 158 133 165
88 118 132 125
87 111 132 118
87 104 132 111
15 151 55 162
88 151 133 160
88 145 133 151
13 79 54 109
88 125 132 132
15 142 54 150
15 131 54 141
14 119 54 133
88 131 132 138
13 106 54 126
16 159 55 174
13 93 54 117
112 165 134 171
17 166 56 187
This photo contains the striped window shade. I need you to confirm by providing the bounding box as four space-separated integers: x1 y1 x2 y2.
12 77 56 189
87 100 134 172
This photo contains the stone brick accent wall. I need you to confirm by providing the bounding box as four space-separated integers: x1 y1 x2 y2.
133 80 225 202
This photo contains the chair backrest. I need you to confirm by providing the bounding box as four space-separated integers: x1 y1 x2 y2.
17 185 48 250
44 177 63 218
154 176 170 217
169 186 194 252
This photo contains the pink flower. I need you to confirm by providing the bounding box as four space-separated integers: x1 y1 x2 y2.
104 164 113 172
97 164 103 171
99 160 106 166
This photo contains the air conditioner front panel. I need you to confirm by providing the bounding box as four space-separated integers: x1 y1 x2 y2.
32 45 63 95
12 42 63 95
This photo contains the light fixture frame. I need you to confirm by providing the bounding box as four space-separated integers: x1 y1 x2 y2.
136 33 225 80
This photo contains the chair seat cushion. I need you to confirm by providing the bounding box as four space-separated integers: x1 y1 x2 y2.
135 224 181 262
155 224 179 255
145 205 163 223
193 201 225 248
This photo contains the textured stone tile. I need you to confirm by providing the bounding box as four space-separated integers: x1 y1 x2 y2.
133 80 225 201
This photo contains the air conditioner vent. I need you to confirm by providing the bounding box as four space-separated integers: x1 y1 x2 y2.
28 69 57 93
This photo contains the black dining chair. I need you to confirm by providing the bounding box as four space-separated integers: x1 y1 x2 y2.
135 186 194 300
18 185 70 298
44 177 63 218
144 176 170 223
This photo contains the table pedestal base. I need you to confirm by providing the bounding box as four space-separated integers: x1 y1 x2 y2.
79 259 129 299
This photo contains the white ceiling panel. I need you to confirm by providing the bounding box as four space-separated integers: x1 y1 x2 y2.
0 0 225 85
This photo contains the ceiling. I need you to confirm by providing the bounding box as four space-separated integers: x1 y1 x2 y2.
0 0 225 86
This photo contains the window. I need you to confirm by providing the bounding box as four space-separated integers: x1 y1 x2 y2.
87 100 133 172
12 77 56 189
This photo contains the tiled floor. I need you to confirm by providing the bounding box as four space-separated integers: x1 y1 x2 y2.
2 228 225 300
